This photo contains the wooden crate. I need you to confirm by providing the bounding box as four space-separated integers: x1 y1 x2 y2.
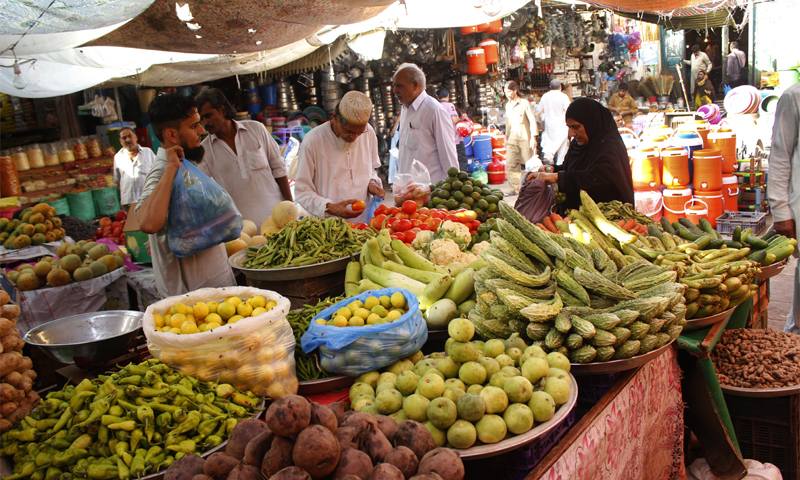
245 269 347 309
749 279 770 329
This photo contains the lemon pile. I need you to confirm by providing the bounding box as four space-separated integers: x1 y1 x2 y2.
154 295 278 334
318 292 409 327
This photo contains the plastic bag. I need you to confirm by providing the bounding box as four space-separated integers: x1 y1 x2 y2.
392 159 431 208
634 190 663 221
301 288 428 376
167 159 243 258
0 156 21 197
514 177 555 225
143 286 297 398
366 194 383 223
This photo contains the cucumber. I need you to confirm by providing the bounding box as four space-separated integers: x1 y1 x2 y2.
705 239 725 250
698 218 719 239
766 237 796 254
732 225 742 243
679 217 705 235
661 217 676 235
759 226 776 241
694 235 713 250
345 261 361 297
647 224 664 240
390 239 448 274
723 240 742 249
746 249 767 264
740 228 753 243
381 261 445 284
763 253 777 266
744 234 770 250
362 264 425 295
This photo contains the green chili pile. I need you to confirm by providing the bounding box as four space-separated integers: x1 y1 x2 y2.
288 296 346 381
241 217 374 269
0 360 256 480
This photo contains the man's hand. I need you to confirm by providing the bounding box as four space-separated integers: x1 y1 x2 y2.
326 199 361 219
164 145 184 171
774 219 796 239
526 171 558 184
368 183 385 198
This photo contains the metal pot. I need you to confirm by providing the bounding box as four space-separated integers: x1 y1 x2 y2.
364 69 375 79
349 68 362 79
336 72 350 84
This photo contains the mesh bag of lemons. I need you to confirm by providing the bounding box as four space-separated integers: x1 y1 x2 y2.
301 288 428 376
143 287 297 399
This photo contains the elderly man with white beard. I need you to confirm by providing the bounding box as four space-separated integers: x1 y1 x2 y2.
294 91 385 223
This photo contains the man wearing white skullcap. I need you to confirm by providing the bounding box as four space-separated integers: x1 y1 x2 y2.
294 91 385 222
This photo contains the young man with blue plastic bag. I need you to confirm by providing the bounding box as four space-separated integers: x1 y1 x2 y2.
135 93 236 298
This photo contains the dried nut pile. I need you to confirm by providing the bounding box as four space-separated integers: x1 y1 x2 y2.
712 328 800 389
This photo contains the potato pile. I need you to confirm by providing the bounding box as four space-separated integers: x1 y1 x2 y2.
0 289 39 431
171 395 466 480
712 328 800 389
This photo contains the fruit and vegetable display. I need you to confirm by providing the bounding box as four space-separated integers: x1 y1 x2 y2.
428 168 505 220
468 195 687 363
287 297 345 382
316 292 410 327
152 295 278 335
224 219 268 258
365 201 490 247
597 200 657 227
6 241 126 291
169 395 466 480
94 210 128 246
346 318 572 449
57 215 96 242
1 203 66 250
0 360 257 480
0 289 40 432
712 328 800 389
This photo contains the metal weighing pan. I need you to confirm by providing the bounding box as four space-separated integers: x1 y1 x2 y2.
682 307 735 331
228 248 355 281
569 340 676 375
720 384 800 398
757 259 789 281
298 376 355 396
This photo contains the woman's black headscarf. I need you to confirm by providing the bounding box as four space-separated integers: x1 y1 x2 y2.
553 97 634 211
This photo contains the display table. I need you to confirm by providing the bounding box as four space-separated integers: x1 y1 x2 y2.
528 347 685 479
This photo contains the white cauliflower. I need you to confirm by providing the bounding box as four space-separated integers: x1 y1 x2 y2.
429 239 464 266
434 221 471 250
411 230 433 253
460 252 479 265
471 241 491 256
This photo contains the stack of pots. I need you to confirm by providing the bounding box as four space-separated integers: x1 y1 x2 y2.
244 81 262 115
629 147 663 221
322 79 340 117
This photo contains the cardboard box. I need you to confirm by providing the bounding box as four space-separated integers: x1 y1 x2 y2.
123 203 151 263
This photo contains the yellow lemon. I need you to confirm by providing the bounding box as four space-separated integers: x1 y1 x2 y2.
169 313 187 329
161 326 172 333
185 314 196 324
251 307 267 316
364 296 380 310
170 303 188 315
193 303 209 320
206 322 221 330
335 307 352 320
391 292 406 308
259 364 276 384
257 348 274 364
153 314 165 328
205 313 222 325
366 313 380 325
169 327 181 334
347 301 362 313
379 295 392 309
206 301 219 313
180 322 199 334
217 302 236 320
198 324 209 332
265 301 277 310
163 314 172 326
348 316 365 327
370 305 388 317
333 315 348 325
387 310 402 322
332 316 348 327
249 295 267 308
354 308 371 320
237 302 254 317
314 318 327 325
225 296 242 307
227 315 244 324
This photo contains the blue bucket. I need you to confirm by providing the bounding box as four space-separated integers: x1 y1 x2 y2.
473 135 492 160
674 132 703 183
261 85 276 106
246 102 261 114
464 136 474 156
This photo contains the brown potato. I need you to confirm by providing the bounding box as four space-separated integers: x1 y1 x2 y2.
392 422 435 462
332 448 373 480
226 419 269 460
384 447 419 480
271 466 312 480
373 415 398 442
328 401 349 426
360 424 393 464
191 475 211 480
228 463 262 480
164 453 205 480
336 426 361 451
265 395 311 437
417 448 464 480
366 463 404 480
293 425 341 479
262 436 295 478
341 412 378 432
409 474 443 480
203 453 239 480
243 429 274 468
337 476 363 480
310 402 338 434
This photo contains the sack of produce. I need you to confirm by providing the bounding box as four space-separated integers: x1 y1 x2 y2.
167 159 242 258
44 197 70 216
65 190 96 222
301 288 428 376
143 286 297 398
392 159 431 208
91 186 121 217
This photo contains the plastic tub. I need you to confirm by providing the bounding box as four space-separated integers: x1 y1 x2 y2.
480 40 499 64
467 48 488 75
693 190 724 228
630 148 661 191
663 187 692 224
722 174 739 213
460 25 478 35
693 149 723 191
487 19 503 33
661 147 690 187
706 129 737 174
684 198 709 226
464 136 474 156
634 190 663 221
473 135 492 160
476 23 491 32
491 133 505 149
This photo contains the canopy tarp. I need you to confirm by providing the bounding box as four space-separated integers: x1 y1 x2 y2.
581 0 745 18
613 8 737 29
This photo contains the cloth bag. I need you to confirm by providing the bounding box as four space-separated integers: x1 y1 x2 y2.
514 177 556 225
91 187 121 217
65 191 96 222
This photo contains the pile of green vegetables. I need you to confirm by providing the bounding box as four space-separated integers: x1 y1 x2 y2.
241 217 375 269
287 296 345 381
0 360 256 480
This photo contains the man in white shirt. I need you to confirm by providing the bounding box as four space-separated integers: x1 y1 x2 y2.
135 92 235 298
196 89 292 227
504 81 538 195
683 45 712 95
294 91 385 224
437 88 468 172
536 79 571 166
114 126 154 208
393 63 458 184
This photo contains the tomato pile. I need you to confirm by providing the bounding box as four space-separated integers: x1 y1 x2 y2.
350 200 481 245
95 210 128 245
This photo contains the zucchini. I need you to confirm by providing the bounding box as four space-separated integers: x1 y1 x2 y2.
578 190 637 245
744 234 770 250
732 225 742 243
390 239 448 274
676 225 702 241
366 237 386 265
704 239 725 250
647 224 664 240
723 240 742 249
345 261 361 297
679 218 705 235
358 278 383 293
444 268 476 305
698 218 719 239
759 225 776 240
746 249 767 264
769 244 796 264
362 264 426 296
694 235 713 250
661 217 676 235
381 261 444 284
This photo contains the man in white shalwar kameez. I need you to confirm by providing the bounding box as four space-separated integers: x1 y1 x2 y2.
537 79 571 166
295 91 385 224
768 82 800 334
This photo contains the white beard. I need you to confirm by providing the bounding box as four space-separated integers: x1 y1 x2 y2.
336 135 357 152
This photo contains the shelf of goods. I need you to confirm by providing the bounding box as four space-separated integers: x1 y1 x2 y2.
14 155 114 206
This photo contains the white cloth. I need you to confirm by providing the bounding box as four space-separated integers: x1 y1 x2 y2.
199 120 288 227
113 146 155 205
683 52 712 93
136 148 236 298
536 90 571 165
294 122 382 224
397 91 458 183
767 82 800 333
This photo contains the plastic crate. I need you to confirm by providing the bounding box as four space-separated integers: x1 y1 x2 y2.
576 372 621 404
715 211 767 235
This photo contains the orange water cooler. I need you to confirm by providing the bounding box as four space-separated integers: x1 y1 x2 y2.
630 148 661 191
722 174 739 213
684 198 709 226
707 129 737 174
662 187 692 224
693 190 724 228
660 147 690 187
692 149 723 191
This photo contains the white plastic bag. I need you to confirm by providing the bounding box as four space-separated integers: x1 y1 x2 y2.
634 190 663 221
392 159 431 207
143 286 297 398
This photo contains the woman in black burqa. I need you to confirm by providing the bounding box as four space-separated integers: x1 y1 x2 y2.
527 97 634 213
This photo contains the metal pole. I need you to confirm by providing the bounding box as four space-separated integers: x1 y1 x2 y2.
747 0 755 85
721 26 729 85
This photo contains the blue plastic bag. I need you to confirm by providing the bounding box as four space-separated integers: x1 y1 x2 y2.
167 159 243 258
366 195 383 223
301 288 428 376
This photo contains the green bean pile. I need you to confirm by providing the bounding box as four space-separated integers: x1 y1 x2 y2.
242 217 374 269
288 296 346 381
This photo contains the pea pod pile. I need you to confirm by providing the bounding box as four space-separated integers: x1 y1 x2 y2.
287 296 345 381
598 200 657 226
241 217 375 269
0 360 256 480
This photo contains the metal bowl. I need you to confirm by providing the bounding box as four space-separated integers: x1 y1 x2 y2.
23 311 143 365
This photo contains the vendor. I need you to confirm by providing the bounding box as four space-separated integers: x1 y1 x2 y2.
527 97 634 212
694 71 716 110
294 91 385 223
196 88 292 226
114 126 154 209
607 83 638 125
135 92 235 297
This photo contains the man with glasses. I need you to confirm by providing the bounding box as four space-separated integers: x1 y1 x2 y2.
294 91 384 223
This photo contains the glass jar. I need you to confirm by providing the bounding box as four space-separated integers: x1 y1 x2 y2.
10 146 30 171
25 143 45 169
43 143 60 166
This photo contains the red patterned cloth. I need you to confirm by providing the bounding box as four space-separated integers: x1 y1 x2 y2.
542 347 686 480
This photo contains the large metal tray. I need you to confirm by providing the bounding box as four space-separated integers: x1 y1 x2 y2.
569 340 675 375
455 373 578 459
228 248 355 281
720 383 800 398
683 307 735 331
298 376 355 396
757 259 789 281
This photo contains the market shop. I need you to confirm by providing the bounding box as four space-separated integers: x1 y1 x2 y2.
2 0 800 479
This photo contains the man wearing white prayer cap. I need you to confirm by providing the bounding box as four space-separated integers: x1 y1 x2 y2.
294 91 385 223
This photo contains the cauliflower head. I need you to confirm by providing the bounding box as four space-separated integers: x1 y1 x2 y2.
429 239 463 266
471 241 491 256
434 220 471 251
411 230 433 253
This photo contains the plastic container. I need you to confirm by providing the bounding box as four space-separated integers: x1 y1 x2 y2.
661 147 690 187
246 102 261 114
473 135 492 160
684 198 709 226
42 143 60 167
487 158 506 185
697 127 711 149
491 133 505 149
634 189 663 221
722 174 739 213
464 136 474 156
487 19 503 33
707 129 737 174
479 39 499 64
25 144 45 169
460 25 478 35
662 187 692 224
10 147 30 172
630 148 661 191
476 23 491 32
692 149 723 191
673 131 704 183
693 190 724 228
715 211 767 235
467 48 488 75
261 84 277 106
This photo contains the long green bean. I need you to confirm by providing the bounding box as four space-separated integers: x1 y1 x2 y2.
288 296 346 381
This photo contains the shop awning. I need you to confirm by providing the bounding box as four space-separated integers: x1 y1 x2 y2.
581 0 744 18
613 8 737 29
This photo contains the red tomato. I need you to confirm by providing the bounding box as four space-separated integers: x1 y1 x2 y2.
409 212 420 220
388 207 400 215
102 226 113 236
95 228 103 239
410 227 421 233
446 214 460 223
385 217 399 230
391 233 405 241
374 204 388 216
418 223 431 231
99 217 112 228
370 214 387 229
402 200 418 214
471 220 482 230
395 219 412 232
354 223 368 230
115 210 128 221
404 242 412 248
404 231 417 243
113 227 122 237
429 210 446 220
426 218 442 230
410 219 422 228
396 213 409 220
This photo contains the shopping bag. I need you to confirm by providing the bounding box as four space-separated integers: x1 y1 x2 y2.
392 159 431 208
366 194 383 223
515 177 555 225
167 159 243 258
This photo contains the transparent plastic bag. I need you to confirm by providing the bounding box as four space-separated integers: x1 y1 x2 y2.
392 159 431 208
167 159 243 258
301 288 428 376
143 286 297 398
